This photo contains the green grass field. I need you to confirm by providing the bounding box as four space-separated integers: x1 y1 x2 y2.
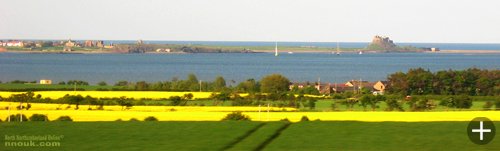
265 121 499 151
1 121 498 151
0 122 261 151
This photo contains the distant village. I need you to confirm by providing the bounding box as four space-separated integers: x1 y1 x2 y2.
0 39 115 52
290 80 388 95
0 39 239 53
32 78 387 95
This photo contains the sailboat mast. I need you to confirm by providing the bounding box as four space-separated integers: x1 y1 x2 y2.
336 42 340 55
274 42 278 56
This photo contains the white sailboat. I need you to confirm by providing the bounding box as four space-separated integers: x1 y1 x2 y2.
336 42 340 55
358 51 363 55
274 42 279 56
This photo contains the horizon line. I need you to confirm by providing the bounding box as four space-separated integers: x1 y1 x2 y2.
1 38 500 45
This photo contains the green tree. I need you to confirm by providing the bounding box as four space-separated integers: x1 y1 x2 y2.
260 74 290 94
213 76 226 91
10 92 34 110
186 74 199 91
359 95 372 111
97 81 107 86
29 114 49 121
384 99 404 111
440 95 473 110
359 95 385 111
341 98 358 111
407 97 435 111
169 96 183 106
135 81 149 90
495 98 500 110
303 86 320 95
211 89 232 105
55 116 73 121
84 95 97 110
144 116 158 121
483 101 494 110
117 96 133 110
387 72 408 95
236 79 260 93
406 68 433 94
439 97 456 110
183 93 194 100
307 98 317 110
455 95 473 109
6 114 28 122
62 95 84 110
115 81 129 86
221 112 251 121
300 115 310 122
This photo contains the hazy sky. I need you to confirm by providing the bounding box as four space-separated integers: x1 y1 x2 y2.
1 0 499 43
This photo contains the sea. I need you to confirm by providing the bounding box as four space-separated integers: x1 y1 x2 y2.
1 42 500 85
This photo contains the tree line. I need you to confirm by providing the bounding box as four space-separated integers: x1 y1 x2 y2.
2 68 499 97
387 68 500 96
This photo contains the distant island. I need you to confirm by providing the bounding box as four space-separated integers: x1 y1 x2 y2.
1 36 484 54
363 35 439 53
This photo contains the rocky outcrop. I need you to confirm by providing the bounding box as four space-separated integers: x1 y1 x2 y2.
367 35 397 50
365 35 425 52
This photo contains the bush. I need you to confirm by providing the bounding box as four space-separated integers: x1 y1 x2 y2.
129 118 140 121
97 81 107 86
55 116 73 121
144 116 158 121
280 118 290 122
29 114 49 121
231 99 254 106
307 98 317 110
169 96 184 106
483 101 494 110
455 95 473 109
408 97 435 111
221 112 251 121
5 114 28 122
331 94 345 99
495 99 500 110
385 99 404 111
300 116 310 121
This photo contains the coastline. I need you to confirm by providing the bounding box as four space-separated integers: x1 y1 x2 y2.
432 50 500 54
2 49 500 54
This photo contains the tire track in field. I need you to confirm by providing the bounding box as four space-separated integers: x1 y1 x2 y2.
221 123 266 151
254 122 291 151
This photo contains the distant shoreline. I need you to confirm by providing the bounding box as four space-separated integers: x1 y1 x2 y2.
255 49 500 54
2 49 500 54
432 50 500 54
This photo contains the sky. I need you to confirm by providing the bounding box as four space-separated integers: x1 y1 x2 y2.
1 0 500 43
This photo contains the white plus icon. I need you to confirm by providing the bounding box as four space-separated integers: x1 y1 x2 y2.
471 121 492 141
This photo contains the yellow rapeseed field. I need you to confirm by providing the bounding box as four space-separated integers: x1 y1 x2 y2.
0 91 222 99
1 102 498 122
0 102 297 112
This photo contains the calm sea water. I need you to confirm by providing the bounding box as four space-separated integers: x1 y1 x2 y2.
0 52 499 85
